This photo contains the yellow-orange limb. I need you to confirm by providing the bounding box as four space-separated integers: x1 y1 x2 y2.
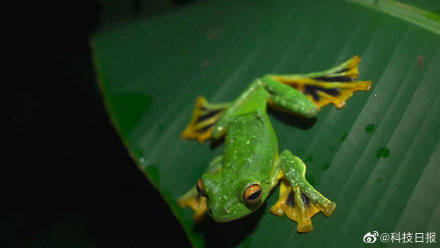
270 56 371 109
178 188 208 221
181 96 228 143
270 178 321 233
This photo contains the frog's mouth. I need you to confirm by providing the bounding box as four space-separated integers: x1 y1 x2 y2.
208 203 260 223
209 210 248 223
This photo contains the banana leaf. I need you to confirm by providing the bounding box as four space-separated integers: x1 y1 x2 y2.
92 0 440 247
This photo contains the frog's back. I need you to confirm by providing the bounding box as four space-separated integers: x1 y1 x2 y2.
222 109 278 181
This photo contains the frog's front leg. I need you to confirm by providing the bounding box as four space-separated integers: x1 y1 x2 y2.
270 150 336 233
178 156 223 220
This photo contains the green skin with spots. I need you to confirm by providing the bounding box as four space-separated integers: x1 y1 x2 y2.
179 57 370 229
203 76 318 222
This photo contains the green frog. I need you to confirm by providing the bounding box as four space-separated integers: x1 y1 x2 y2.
178 56 371 232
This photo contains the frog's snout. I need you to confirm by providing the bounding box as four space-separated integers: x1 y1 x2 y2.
207 205 231 222
208 203 253 223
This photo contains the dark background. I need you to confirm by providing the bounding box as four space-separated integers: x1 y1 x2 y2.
3 1 195 247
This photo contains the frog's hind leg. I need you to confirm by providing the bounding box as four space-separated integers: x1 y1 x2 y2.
182 96 231 142
268 55 371 109
178 156 223 221
270 150 336 233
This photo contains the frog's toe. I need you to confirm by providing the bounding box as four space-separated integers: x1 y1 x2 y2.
178 188 208 221
321 201 336 216
270 180 333 233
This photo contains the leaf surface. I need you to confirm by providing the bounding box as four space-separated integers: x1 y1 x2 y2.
92 0 440 246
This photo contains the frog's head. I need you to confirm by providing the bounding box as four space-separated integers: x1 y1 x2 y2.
198 173 270 222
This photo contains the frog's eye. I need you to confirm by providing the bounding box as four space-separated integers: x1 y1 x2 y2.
243 184 262 204
196 178 206 196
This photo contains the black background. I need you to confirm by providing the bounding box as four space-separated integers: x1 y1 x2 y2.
3 1 191 247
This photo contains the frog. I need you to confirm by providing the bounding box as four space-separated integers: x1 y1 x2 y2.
178 56 371 232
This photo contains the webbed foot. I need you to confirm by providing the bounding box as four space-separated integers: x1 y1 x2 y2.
271 151 336 233
182 96 231 142
178 186 207 221
178 156 223 220
269 56 371 109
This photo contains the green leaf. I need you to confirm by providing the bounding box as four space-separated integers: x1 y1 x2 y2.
92 0 440 247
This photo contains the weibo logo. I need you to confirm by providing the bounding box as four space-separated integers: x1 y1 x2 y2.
363 231 379 243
